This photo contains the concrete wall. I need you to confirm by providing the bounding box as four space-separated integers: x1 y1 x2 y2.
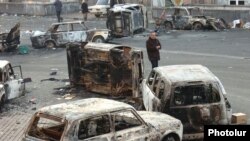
0 2 80 15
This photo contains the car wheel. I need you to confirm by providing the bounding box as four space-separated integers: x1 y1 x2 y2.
45 41 56 48
92 36 105 43
193 22 203 30
164 22 173 31
95 14 101 18
162 135 176 141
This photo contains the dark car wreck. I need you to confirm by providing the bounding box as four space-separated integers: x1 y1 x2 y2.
30 21 111 48
66 42 144 97
0 23 20 52
23 98 183 141
142 65 232 140
154 7 228 31
106 3 147 37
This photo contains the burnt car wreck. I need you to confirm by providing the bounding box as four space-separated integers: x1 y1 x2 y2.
0 23 20 52
67 42 144 97
142 65 232 140
23 98 183 141
154 7 228 31
106 3 147 37
30 21 110 48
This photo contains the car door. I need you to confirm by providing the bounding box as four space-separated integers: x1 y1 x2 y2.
142 70 161 111
4 63 24 100
68 23 87 42
173 8 190 29
111 109 150 141
77 114 114 141
51 24 69 45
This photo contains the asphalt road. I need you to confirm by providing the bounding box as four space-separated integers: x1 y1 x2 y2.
0 13 250 140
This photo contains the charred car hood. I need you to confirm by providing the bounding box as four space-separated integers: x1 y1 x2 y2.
31 30 46 37
138 111 182 132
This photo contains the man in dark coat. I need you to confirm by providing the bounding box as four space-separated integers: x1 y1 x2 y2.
146 32 161 69
54 0 63 22
81 0 88 21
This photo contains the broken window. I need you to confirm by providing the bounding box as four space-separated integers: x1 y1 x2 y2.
72 23 87 31
27 113 66 141
173 84 221 106
112 110 142 131
78 115 110 139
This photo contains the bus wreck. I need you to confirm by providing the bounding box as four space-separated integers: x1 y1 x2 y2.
66 42 144 97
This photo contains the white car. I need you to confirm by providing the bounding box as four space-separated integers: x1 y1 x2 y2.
88 0 124 17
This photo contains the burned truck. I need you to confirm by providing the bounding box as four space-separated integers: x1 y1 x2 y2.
0 23 20 52
66 42 144 97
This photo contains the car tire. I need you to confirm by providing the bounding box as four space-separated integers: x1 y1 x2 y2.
193 22 203 30
92 36 105 43
95 14 101 18
45 41 56 48
164 22 173 31
162 135 177 141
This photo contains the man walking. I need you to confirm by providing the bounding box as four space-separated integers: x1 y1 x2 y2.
146 32 161 69
81 0 88 21
54 0 63 22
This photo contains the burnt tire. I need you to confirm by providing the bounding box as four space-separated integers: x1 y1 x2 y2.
45 41 56 48
164 22 173 31
162 135 178 141
92 36 105 43
193 22 203 30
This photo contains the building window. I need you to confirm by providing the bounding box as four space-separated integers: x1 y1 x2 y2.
230 1 236 5
238 1 245 5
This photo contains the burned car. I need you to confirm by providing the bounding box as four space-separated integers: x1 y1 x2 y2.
30 21 110 48
142 65 232 140
155 7 227 31
0 23 20 52
67 42 144 97
0 60 30 110
23 98 183 141
106 3 147 37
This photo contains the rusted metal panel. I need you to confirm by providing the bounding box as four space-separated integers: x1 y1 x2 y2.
67 42 144 97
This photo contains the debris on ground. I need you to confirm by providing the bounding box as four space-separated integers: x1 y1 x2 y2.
231 19 244 28
62 94 76 100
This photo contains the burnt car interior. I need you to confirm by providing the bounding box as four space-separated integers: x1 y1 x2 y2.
0 23 20 52
112 110 142 131
78 115 111 139
67 43 143 96
28 113 66 141
173 84 221 106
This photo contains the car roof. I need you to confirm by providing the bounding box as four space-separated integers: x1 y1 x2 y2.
84 42 131 51
38 98 133 121
0 60 9 69
154 64 218 83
